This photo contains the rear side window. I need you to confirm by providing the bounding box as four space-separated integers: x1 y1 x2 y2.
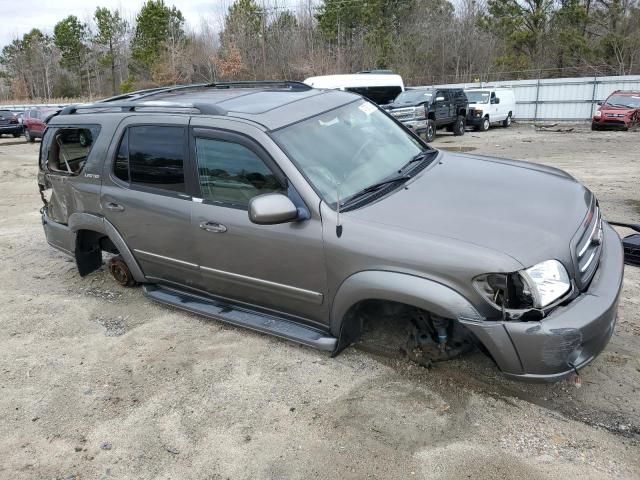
114 126 186 193
46 126 100 175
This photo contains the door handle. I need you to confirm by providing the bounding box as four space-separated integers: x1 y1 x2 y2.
199 221 227 233
105 202 125 212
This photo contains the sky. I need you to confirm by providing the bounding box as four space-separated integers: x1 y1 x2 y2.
0 0 232 49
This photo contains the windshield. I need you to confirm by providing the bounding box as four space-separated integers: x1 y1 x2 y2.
465 91 490 104
605 94 640 108
394 89 433 104
273 101 424 206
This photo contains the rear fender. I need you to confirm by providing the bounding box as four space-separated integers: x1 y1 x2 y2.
67 213 146 282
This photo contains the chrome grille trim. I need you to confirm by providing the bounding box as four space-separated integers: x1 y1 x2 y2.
573 200 603 287
577 206 600 258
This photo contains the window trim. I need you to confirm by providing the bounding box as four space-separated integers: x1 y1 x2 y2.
190 127 288 211
109 123 193 200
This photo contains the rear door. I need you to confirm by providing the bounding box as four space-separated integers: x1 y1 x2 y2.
100 116 201 288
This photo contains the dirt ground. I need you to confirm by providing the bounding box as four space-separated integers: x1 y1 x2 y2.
0 123 638 480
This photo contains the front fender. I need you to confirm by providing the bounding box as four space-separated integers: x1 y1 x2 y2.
329 270 483 354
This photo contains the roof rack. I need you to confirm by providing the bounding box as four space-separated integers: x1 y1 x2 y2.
57 81 312 117
202 80 311 90
58 100 226 116
97 84 209 103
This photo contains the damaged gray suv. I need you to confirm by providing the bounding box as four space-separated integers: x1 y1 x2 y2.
38 81 624 382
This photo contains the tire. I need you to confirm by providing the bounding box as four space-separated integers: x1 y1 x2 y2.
452 115 465 136
12 133 21 138
591 123 599 131
502 114 512 128
424 119 436 142
478 116 490 132
109 256 138 287
25 129 34 143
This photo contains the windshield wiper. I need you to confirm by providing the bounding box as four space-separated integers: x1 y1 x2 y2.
341 174 412 208
399 149 436 173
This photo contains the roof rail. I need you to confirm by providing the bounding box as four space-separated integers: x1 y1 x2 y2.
58 100 226 116
97 83 209 103
204 80 311 90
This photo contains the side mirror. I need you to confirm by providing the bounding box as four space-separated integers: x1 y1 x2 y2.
495 97 500 104
249 193 299 225
597 101 603 106
435 96 445 102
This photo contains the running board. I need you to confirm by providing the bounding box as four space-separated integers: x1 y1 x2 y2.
143 285 337 352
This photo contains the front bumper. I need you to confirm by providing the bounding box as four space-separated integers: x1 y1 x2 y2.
462 223 624 382
0 125 23 135
466 112 485 126
400 119 427 133
592 116 631 129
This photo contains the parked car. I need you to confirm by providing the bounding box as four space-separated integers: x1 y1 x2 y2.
11 110 25 124
304 72 404 105
0 110 23 137
383 88 468 142
38 81 623 382
465 87 516 131
23 107 60 142
592 90 640 130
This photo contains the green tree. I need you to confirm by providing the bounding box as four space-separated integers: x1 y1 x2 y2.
94 7 128 95
552 0 591 70
131 0 185 78
218 0 263 78
481 0 555 72
54 16 87 76
316 0 415 68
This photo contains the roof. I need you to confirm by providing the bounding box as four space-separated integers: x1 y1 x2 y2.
611 90 640 96
303 74 404 90
54 81 360 131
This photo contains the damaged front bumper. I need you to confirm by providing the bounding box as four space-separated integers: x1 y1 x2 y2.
461 222 624 382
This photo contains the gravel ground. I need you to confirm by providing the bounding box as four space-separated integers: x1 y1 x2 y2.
0 124 638 479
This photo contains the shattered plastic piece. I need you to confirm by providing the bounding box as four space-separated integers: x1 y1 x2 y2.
567 373 582 388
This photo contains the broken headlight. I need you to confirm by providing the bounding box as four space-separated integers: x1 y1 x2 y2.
474 260 571 313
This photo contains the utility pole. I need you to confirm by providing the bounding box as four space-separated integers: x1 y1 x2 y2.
261 1 267 78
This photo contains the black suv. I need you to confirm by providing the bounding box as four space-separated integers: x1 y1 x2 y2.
384 88 468 142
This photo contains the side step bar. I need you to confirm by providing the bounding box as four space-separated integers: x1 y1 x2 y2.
143 285 337 352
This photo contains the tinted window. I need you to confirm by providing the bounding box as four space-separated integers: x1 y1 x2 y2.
116 126 186 193
114 130 129 182
195 138 284 207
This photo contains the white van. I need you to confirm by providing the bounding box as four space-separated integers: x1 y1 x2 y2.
464 87 515 131
304 72 404 105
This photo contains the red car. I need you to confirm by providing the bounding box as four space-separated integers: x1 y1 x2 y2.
23 107 60 142
592 90 640 130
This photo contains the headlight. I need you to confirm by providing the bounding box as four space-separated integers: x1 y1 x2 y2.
520 260 571 308
414 107 426 120
474 260 571 315
594 110 602 118
475 110 483 117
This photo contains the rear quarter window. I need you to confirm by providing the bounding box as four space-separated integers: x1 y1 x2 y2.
43 126 100 175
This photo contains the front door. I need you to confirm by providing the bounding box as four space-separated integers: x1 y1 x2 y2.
435 90 452 126
189 128 328 323
100 117 200 288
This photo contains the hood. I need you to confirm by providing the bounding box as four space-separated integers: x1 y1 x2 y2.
597 105 638 117
384 101 425 110
346 152 591 269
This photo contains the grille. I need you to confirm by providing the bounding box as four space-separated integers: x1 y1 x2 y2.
389 107 416 122
573 199 603 288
